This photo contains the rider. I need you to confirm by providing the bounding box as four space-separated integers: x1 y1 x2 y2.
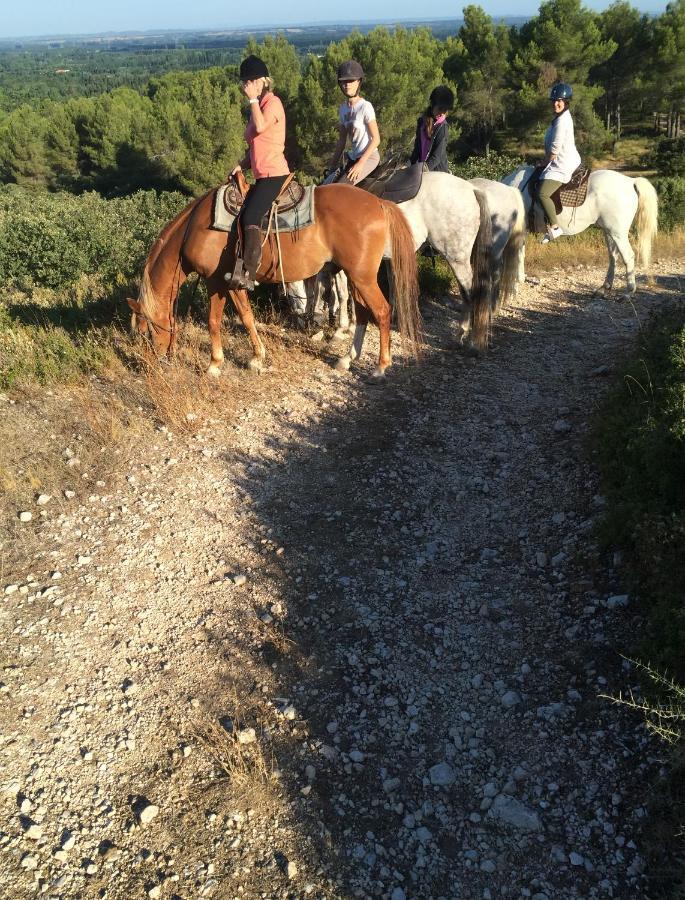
325 60 381 185
539 82 581 243
225 55 291 290
410 85 454 172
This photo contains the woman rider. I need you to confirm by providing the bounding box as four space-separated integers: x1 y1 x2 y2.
226 55 290 290
539 82 581 243
325 60 381 185
410 85 454 172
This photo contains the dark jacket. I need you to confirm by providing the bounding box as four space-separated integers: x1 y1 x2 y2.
410 116 449 172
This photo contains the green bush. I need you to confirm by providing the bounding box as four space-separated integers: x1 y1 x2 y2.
655 176 685 232
0 185 188 290
452 151 525 182
594 306 685 678
647 136 685 178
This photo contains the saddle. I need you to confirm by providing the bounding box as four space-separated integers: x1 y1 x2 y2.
358 160 424 204
212 171 315 234
528 165 591 215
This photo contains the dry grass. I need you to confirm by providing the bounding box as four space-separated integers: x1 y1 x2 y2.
525 227 685 273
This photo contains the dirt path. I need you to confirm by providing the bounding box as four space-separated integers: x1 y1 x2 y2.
1 263 682 899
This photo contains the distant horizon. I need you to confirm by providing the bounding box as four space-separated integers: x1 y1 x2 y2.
0 3 669 42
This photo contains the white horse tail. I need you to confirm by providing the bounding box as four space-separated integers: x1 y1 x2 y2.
471 189 493 351
633 177 658 269
497 187 527 313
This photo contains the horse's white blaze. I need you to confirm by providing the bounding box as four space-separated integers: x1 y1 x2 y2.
503 166 658 294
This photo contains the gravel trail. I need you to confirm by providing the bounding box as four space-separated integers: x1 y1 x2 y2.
1 264 681 899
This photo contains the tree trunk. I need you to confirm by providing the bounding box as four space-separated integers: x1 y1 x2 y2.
616 103 621 139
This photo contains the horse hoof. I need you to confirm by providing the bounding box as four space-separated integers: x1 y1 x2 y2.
206 364 222 378
248 357 265 374
368 367 387 382
335 356 352 372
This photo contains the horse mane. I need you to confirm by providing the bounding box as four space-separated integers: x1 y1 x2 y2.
138 190 210 319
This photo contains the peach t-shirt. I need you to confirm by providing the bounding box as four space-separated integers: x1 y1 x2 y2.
244 92 290 179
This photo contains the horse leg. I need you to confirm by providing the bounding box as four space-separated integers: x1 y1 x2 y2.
596 231 618 296
335 299 371 372
446 259 475 342
332 272 352 341
205 290 226 377
611 231 637 295
226 287 267 373
336 280 392 378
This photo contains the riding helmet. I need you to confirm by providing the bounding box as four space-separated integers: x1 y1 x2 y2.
239 55 269 81
550 82 573 101
429 85 455 111
337 59 364 82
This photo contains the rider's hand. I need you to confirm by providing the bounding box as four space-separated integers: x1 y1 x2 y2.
347 162 364 184
231 165 242 176
243 80 261 101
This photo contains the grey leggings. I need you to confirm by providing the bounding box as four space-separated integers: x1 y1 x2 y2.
538 178 563 227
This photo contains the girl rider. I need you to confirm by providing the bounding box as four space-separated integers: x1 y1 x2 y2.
410 85 454 172
326 60 381 185
539 82 581 243
226 55 290 290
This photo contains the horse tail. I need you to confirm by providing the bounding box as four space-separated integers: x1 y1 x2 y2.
381 201 422 357
497 186 527 314
470 188 493 351
633 177 658 269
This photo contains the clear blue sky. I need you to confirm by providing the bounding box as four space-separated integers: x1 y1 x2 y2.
0 0 668 40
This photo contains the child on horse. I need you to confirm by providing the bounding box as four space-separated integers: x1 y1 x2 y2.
325 60 381 185
539 82 581 243
225 55 291 291
410 85 454 173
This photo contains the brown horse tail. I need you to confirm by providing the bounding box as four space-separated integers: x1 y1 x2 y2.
497 186 526 314
381 201 422 358
470 188 493 351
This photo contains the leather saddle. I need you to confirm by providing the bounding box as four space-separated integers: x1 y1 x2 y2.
358 160 424 204
223 170 306 224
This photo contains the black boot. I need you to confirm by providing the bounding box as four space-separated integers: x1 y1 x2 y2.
224 226 262 291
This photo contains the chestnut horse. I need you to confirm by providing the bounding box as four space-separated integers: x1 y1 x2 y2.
128 183 420 379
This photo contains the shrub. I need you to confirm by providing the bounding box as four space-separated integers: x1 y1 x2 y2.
0 185 188 291
452 151 525 182
654 176 685 232
647 136 685 178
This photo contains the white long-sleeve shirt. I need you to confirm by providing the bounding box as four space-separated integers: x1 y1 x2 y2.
542 109 581 183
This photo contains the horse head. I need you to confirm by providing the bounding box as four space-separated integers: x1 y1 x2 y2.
126 269 175 357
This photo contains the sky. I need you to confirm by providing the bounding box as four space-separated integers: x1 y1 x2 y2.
0 0 669 40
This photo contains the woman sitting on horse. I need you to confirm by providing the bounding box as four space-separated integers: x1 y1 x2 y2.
539 82 581 243
410 85 454 173
226 55 291 290
325 60 381 185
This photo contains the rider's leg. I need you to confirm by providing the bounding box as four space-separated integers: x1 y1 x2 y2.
337 150 380 185
538 179 563 233
225 175 288 289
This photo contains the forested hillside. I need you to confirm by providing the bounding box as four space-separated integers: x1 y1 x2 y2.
0 0 684 197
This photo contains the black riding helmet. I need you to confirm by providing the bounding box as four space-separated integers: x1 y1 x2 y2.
337 59 364 82
240 55 269 81
429 85 455 112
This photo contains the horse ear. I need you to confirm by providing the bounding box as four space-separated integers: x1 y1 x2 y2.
127 298 141 313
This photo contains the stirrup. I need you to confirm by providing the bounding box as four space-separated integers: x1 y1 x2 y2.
224 258 254 291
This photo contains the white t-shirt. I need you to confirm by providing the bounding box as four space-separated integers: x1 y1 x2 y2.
339 98 376 160
542 108 581 183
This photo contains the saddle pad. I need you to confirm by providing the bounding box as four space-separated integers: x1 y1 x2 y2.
212 183 316 234
361 162 423 204
554 167 590 209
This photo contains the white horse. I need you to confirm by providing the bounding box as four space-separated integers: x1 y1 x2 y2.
469 177 527 311
503 166 658 296
288 171 495 361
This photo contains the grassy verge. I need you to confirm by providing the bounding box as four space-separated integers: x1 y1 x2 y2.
593 305 685 895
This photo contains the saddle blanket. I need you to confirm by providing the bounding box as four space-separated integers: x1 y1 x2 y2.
212 183 316 234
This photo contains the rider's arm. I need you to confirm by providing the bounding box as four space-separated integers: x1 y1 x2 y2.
426 122 448 171
328 125 347 171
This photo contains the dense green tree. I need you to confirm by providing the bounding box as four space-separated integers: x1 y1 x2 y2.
650 0 685 136
244 34 302 104
444 6 511 156
0 106 50 187
591 2 653 135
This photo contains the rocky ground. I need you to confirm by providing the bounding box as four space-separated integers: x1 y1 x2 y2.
1 262 683 900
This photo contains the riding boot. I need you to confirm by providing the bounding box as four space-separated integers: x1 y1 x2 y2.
224 226 262 291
